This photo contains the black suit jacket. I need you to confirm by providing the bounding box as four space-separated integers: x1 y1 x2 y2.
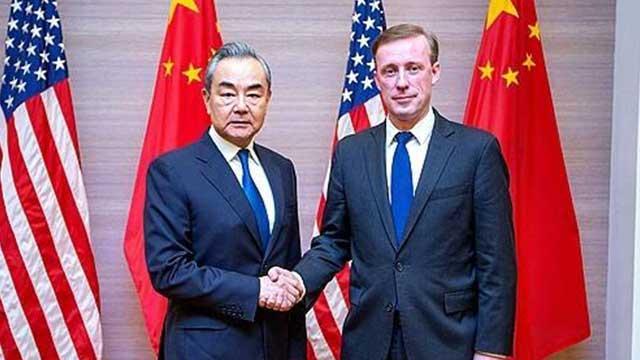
144 132 306 360
295 111 516 359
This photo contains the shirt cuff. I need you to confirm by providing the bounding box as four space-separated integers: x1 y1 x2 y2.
291 271 306 300
476 351 508 359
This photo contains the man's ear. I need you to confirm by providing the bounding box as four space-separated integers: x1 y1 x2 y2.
202 88 212 114
431 61 441 85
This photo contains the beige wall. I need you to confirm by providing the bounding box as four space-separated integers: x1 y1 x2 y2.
0 0 614 358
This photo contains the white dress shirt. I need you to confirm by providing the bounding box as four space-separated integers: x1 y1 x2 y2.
385 107 436 201
209 127 275 232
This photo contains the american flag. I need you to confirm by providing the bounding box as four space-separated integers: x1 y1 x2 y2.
0 1 102 359
305 1 386 359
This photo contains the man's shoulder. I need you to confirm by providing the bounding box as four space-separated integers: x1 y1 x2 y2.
150 137 204 171
437 114 496 147
335 122 382 152
255 143 294 169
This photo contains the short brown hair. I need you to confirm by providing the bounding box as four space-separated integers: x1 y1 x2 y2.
372 23 439 64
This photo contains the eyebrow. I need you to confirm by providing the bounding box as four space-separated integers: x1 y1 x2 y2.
247 83 265 91
217 81 265 91
217 81 236 89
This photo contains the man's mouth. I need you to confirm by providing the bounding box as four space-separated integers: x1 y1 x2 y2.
392 95 416 102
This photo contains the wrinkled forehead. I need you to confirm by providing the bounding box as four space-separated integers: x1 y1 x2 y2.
374 35 431 67
212 57 269 89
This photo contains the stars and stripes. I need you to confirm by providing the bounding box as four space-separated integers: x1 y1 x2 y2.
0 1 103 359
305 1 386 359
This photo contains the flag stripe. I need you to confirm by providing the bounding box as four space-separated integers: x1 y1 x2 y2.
306 304 336 360
23 95 102 355
334 267 350 305
6 117 93 360
348 105 371 133
306 342 318 360
312 292 343 359
24 93 98 304
0 201 54 360
0 2 102 358
364 95 385 127
322 277 349 329
1 118 71 360
43 85 91 239
0 296 21 360
336 113 355 141
51 80 80 164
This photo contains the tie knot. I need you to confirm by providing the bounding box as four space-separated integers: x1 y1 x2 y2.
237 149 250 166
395 132 413 146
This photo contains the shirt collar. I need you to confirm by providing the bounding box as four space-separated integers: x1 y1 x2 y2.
385 106 435 147
208 126 258 162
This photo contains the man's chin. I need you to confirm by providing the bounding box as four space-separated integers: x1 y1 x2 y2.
224 131 255 147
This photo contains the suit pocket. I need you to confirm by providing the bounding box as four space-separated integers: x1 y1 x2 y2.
444 288 477 314
178 317 229 359
177 315 229 330
430 183 471 201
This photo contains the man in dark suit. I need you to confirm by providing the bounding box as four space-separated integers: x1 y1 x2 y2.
144 41 306 360
268 24 516 359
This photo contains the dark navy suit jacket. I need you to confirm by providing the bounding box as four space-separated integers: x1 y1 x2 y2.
144 133 306 360
295 111 516 359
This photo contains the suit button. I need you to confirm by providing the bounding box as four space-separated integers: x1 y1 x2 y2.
262 264 268 271
385 303 394 312
394 262 404 272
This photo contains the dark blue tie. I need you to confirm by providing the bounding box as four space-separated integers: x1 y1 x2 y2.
391 132 414 245
238 149 270 252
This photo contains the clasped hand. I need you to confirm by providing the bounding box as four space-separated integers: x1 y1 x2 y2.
258 267 303 312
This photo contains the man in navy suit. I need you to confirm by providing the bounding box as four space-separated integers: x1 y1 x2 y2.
144 41 306 360
269 24 516 359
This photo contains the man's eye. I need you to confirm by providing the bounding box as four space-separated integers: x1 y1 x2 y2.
248 94 261 99
408 65 421 73
384 69 396 77
221 93 235 97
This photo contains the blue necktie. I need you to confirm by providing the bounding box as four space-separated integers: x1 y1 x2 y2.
238 149 270 252
391 132 414 245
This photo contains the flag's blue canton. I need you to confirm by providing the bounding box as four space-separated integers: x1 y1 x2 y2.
337 0 386 118
0 0 67 119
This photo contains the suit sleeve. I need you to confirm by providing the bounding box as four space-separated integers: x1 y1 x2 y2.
285 160 307 359
473 137 517 355
144 157 260 322
294 142 352 310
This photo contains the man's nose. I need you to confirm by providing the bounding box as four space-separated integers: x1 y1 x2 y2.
395 70 409 90
233 95 249 113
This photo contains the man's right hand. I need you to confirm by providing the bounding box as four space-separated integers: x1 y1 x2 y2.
259 270 303 311
258 267 305 311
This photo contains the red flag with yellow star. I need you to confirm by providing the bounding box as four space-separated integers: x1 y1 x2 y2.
463 0 590 358
123 0 222 353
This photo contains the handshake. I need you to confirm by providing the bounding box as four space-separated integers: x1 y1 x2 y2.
258 267 305 312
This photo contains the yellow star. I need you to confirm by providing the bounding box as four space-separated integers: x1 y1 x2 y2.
528 22 541 40
522 53 536 71
485 0 519 30
478 60 495 80
169 0 199 24
501 67 520 87
162 58 174 76
182 63 202 84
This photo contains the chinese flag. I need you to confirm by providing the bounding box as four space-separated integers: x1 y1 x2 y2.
123 0 222 353
463 0 590 358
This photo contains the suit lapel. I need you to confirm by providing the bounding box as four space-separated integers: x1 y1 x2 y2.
254 145 286 261
195 133 264 252
399 113 456 250
365 124 399 250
